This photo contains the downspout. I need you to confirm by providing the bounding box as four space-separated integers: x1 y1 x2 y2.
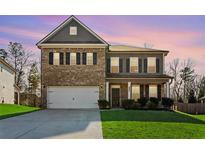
105 44 109 101
168 78 173 98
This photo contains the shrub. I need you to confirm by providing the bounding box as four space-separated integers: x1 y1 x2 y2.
149 97 160 105
98 100 110 109
121 99 135 109
162 97 174 107
132 102 141 109
138 97 148 107
147 97 159 109
188 90 197 103
178 97 184 103
147 101 158 109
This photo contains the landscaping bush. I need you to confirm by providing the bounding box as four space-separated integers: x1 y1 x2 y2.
132 102 141 109
149 97 160 105
121 99 135 109
188 90 197 103
98 100 110 109
147 101 158 109
147 97 159 109
162 97 174 108
138 97 148 107
178 97 184 103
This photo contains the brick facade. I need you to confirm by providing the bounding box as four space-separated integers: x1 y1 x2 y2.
41 48 106 107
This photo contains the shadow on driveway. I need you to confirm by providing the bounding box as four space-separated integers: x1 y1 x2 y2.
0 109 103 139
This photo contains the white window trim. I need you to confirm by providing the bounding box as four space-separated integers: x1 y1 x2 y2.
53 52 60 65
70 53 76 65
148 57 156 73
86 53 93 65
149 85 158 98
131 85 140 100
130 57 139 73
110 57 119 73
69 26 77 35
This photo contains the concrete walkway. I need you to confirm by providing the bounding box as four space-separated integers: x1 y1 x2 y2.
0 109 103 139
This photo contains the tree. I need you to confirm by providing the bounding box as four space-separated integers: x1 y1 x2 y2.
4 42 33 90
168 59 183 101
27 62 40 94
144 42 154 49
188 89 197 103
198 76 205 99
180 59 196 101
0 49 7 59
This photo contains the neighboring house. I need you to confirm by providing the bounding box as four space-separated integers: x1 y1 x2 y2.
199 96 205 103
0 58 20 104
37 15 172 109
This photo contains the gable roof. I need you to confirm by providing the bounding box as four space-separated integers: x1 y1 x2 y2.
37 15 108 46
109 45 169 55
0 58 16 73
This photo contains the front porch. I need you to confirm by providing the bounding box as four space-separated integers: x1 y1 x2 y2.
105 78 170 108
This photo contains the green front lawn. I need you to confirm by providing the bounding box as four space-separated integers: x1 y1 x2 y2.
0 104 40 120
101 110 205 139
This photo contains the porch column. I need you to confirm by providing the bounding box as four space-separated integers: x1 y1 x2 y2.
106 81 109 101
165 82 169 97
128 82 131 99
163 53 165 74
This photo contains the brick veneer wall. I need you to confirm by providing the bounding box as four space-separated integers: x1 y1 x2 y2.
41 48 106 107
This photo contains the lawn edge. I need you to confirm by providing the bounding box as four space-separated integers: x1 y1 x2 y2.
0 108 42 120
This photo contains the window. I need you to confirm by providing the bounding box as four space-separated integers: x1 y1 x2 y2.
130 57 139 73
70 26 77 35
111 57 119 73
53 53 59 65
148 57 156 73
149 85 157 97
132 85 140 101
82 53 87 65
87 53 93 65
49 52 53 65
76 52 81 65
66 52 70 65
59 52 64 65
70 53 76 65
93 53 97 65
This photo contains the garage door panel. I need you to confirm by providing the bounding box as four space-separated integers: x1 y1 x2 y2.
47 86 99 109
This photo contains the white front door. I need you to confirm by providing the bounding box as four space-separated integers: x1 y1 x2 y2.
47 86 99 109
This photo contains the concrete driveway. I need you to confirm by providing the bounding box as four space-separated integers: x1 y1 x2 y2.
0 109 103 139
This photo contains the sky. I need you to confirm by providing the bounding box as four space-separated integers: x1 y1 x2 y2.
0 15 205 74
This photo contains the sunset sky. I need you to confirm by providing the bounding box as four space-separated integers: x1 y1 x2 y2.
0 15 205 74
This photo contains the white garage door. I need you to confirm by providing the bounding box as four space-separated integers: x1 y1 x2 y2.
47 86 99 109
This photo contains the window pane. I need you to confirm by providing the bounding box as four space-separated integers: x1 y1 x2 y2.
70 26 77 35
130 57 138 73
111 57 119 73
149 85 157 97
87 53 93 65
70 53 76 65
132 85 140 100
148 57 156 73
53 53 59 65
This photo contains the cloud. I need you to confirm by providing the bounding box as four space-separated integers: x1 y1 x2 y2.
0 38 11 46
0 26 46 40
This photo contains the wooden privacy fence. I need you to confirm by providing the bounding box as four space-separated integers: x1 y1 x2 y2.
174 103 205 114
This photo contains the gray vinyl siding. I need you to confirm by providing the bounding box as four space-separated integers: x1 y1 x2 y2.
106 52 164 76
44 19 104 44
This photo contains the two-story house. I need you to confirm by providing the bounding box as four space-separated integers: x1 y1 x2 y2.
37 15 172 109
0 58 20 104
